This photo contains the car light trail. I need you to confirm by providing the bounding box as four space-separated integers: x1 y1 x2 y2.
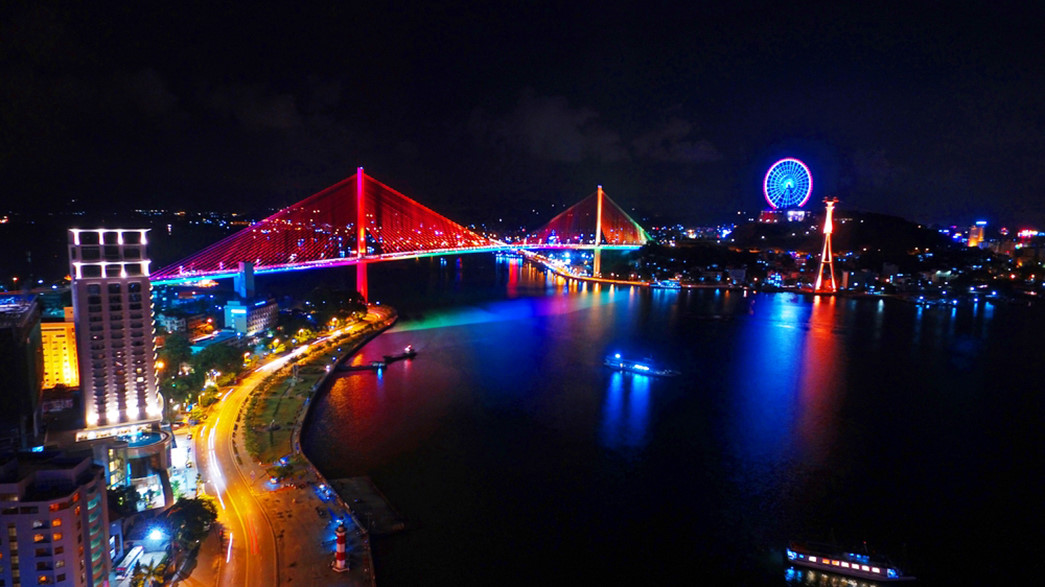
247 518 260 555
208 424 226 510
226 532 234 563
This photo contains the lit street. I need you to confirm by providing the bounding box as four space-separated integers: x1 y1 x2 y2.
187 314 387 586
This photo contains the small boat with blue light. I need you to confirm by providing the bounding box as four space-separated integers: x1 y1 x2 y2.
786 541 915 582
604 354 679 377
650 279 682 289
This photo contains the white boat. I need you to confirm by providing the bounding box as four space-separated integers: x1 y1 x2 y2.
786 541 915 582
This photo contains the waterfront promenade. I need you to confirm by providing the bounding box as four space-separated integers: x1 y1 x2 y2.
179 306 396 586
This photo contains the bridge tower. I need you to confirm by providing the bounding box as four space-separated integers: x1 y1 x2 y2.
814 197 839 293
593 185 604 277
356 167 368 302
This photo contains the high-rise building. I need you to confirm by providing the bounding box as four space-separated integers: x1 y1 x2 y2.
0 451 111 587
224 261 277 336
41 311 79 390
968 220 987 248
68 229 161 440
0 294 44 449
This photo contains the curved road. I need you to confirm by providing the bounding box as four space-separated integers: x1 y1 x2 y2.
198 361 283 587
193 313 389 586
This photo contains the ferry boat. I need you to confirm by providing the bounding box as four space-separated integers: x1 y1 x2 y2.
604 353 679 377
786 541 915 582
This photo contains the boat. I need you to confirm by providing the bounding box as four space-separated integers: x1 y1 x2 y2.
651 280 682 289
383 345 417 362
604 353 680 377
786 541 915 582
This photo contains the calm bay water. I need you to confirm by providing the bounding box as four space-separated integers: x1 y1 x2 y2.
299 256 1044 585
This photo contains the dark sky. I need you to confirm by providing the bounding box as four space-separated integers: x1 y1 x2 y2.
3 1 1044 229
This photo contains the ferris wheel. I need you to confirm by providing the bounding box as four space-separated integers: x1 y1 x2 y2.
763 158 813 209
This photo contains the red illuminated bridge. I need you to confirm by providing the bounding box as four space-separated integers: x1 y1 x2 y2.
150 170 650 295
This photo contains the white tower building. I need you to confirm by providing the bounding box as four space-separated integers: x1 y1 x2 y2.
68 229 161 439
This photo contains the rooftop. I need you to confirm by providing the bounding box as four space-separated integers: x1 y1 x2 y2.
0 294 38 330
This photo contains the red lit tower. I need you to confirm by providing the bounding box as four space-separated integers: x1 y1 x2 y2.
814 198 839 293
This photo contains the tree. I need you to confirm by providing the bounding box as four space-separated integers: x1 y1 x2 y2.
165 497 218 549
132 558 166 587
158 332 192 374
107 485 141 517
306 285 366 327
192 343 242 377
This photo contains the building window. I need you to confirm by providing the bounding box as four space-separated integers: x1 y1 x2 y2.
52 533 62 542
33 533 45 543
51 519 61 527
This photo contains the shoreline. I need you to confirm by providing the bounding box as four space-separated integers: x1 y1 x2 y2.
289 305 398 583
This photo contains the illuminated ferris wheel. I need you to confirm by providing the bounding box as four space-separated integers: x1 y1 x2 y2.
763 158 813 209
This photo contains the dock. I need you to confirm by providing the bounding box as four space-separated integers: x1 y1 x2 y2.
328 477 408 536
337 347 416 372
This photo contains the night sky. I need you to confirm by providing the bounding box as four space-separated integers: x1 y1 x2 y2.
3 1 1044 228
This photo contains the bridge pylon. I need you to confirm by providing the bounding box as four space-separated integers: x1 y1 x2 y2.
149 170 502 285
524 186 651 278
356 167 368 302
593 185 604 276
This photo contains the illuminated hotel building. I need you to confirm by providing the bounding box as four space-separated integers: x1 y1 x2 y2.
68 229 161 440
0 451 111 587
41 319 79 390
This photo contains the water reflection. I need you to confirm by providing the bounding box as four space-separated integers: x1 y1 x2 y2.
785 566 884 586
796 296 843 464
730 293 806 463
599 371 651 450
505 258 520 297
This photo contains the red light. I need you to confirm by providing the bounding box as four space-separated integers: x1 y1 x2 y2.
152 171 498 280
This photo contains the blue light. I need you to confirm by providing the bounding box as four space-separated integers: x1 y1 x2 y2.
614 353 621 359
764 158 813 209
786 549 796 560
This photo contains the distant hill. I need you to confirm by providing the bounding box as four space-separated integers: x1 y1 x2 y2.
729 210 953 257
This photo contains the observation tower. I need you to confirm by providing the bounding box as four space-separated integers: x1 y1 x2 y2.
814 197 839 293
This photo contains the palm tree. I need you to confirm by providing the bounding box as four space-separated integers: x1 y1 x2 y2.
131 558 166 587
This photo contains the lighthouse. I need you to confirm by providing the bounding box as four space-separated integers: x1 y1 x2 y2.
332 523 349 572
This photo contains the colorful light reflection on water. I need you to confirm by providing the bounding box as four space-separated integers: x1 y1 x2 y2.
298 255 1041 586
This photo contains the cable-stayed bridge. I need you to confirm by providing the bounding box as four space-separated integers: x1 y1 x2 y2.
150 170 650 297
